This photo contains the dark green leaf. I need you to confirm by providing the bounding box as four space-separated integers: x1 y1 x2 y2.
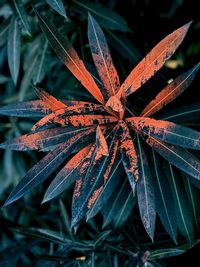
145 136 200 180
102 178 131 228
164 163 194 242
7 17 21 85
136 135 156 241
72 0 130 32
0 19 9 47
149 248 185 260
159 102 200 122
13 0 31 36
45 0 67 19
152 150 177 242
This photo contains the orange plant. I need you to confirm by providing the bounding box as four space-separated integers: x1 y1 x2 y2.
0 10 199 241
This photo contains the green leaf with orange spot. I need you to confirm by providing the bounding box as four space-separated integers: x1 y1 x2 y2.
126 117 200 150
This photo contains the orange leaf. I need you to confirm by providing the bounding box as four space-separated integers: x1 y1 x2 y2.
120 22 192 96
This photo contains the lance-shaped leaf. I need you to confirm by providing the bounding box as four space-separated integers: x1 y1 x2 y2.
43 144 93 202
34 9 104 104
164 163 194 242
119 121 139 192
34 87 67 111
0 126 94 151
126 117 200 150
88 13 120 99
136 134 156 240
32 113 118 131
144 135 200 179
113 189 136 228
86 157 122 220
141 63 200 117
102 178 133 228
152 150 177 242
7 17 21 85
71 127 119 227
182 173 200 232
159 102 200 123
120 22 191 96
0 100 50 117
13 0 31 36
3 128 94 206
45 0 67 19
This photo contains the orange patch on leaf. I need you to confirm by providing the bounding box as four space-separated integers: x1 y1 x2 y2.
87 186 103 209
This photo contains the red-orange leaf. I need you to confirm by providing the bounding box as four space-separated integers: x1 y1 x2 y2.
43 144 93 202
141 63 200 117
126 117 200 150
0 126 94 151
120 22 191 96
35 9 104 104
119 121 139 191
32 113 118 131
88 14 120 99
34 87 67 111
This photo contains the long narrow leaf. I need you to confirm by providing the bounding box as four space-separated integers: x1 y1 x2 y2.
152 150 177 242
45 0 67 18
0 126 93 151
3 128 94 206
141 63 200 117
88 14 119 99
136 134 156 240
144 135 200 179
34 9 104 104
120 22 191 96
7 17 21 85
32 113 117 131
159 102 200 122
13 0 31 35
119 121 139 192
71 127 119 227
43 144 93 202
164 163 194 242
127 117 200 150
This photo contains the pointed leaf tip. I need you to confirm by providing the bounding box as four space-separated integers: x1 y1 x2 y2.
96 126 109 156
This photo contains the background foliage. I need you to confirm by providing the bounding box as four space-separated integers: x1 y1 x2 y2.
0 0 200 266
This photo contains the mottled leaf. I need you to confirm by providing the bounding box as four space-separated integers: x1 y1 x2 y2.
0 126 93 151
45 0 67 18
34 9 104 104
3 128 94 206
0 100 48 117
120 22 191 96
136 134 156 240
86 158 122 220
71 127 119 227
88 14 120 99
7 17 21 85
152 150 177 242
43 144 93 202
141 63 200 117
34 87 67 111
119 121 138 192
32 113 117 131
127 117 200 150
